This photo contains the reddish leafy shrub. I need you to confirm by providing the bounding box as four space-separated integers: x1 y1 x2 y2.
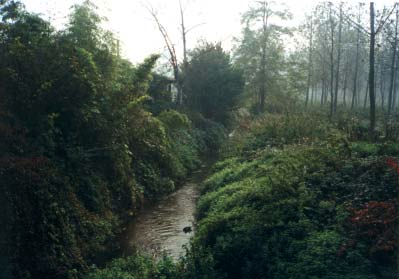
349 201 397 253
386 157 399 174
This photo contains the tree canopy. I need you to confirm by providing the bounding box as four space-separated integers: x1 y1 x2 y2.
184 42 244 124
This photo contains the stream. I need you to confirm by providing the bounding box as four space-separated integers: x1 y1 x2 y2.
121 162 211 259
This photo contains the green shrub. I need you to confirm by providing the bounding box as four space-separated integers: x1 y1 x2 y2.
187 111 227 154
86 254 180 279
159 110 191 130
185 118 399 279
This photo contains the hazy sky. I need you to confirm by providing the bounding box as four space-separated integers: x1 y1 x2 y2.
21 0 397 64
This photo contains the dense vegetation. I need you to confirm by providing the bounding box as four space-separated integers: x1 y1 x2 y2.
0 0 398 279
186 113 398 279
88 112 398 279
0 1 228 278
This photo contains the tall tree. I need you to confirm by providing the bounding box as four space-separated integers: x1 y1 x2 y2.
305 14 313 107
333 3 343 114
234 1 291 112
352 4 363 110
145 1 204 106
184 42 244 123
388 5 398 118
146 5 182 104
368 3 397 138
332 2 396 138
329 3 335 117
369 2 376 138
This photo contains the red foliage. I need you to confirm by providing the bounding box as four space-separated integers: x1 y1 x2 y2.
386 157 399 174
349 201 397 254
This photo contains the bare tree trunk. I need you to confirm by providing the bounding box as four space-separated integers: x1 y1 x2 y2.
147 5 182 104
394 59 398 110
343 57 349 107
321 56 326 106
311 85 315 105
326 83 330 105
179 0 188 105
259 1 269 112
329 4 335 117
380 56 385 110
334 4 343 113
352 5 361 110
369 2 376 139
179 0 187 67
306 16 313 107
388 6 398 117
364 78 370 109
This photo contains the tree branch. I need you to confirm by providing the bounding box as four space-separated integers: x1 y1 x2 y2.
144 3 178 70
330 3 370 35
185 22 206 34
376 3 398 34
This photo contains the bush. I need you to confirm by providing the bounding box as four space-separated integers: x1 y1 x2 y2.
159 110 191 130
86 254 180 279
186 111 227 154
184 113 399 279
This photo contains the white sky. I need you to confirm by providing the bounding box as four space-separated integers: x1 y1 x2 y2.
20 0 397 64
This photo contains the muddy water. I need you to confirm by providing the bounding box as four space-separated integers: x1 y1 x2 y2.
123 164 210 259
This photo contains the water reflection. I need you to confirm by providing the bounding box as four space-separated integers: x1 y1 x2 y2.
125 178 201 259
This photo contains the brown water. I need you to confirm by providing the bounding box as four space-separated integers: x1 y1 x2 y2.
123 164 210 259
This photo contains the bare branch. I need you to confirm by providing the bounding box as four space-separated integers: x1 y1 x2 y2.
185 22 206 34
330 3 370 35
376 3 397 34
143 2 178 69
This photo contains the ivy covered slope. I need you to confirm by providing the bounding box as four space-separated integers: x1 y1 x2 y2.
0 2 225 279
187 113 399 279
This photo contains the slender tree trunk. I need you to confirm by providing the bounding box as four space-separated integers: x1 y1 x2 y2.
259 1 269 112
306 16 313 107
369 2 376 139
311 85 315 105
334 4 343 113
321 57 326 106
179 0 188 105
364 78 370 108
179 0 187 67
326 83 330 105
394 81 398 109
380 57 385 110
147 6 182 105
343 57 349 107
388 7 398 117
352 5 361 110
394 60 398 110
329 5 335 117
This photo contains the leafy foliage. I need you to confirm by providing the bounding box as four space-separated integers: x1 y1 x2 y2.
86 254 180 279
0 2 224 278
184 113 398 279
184 42 244 124
1 1 398 279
